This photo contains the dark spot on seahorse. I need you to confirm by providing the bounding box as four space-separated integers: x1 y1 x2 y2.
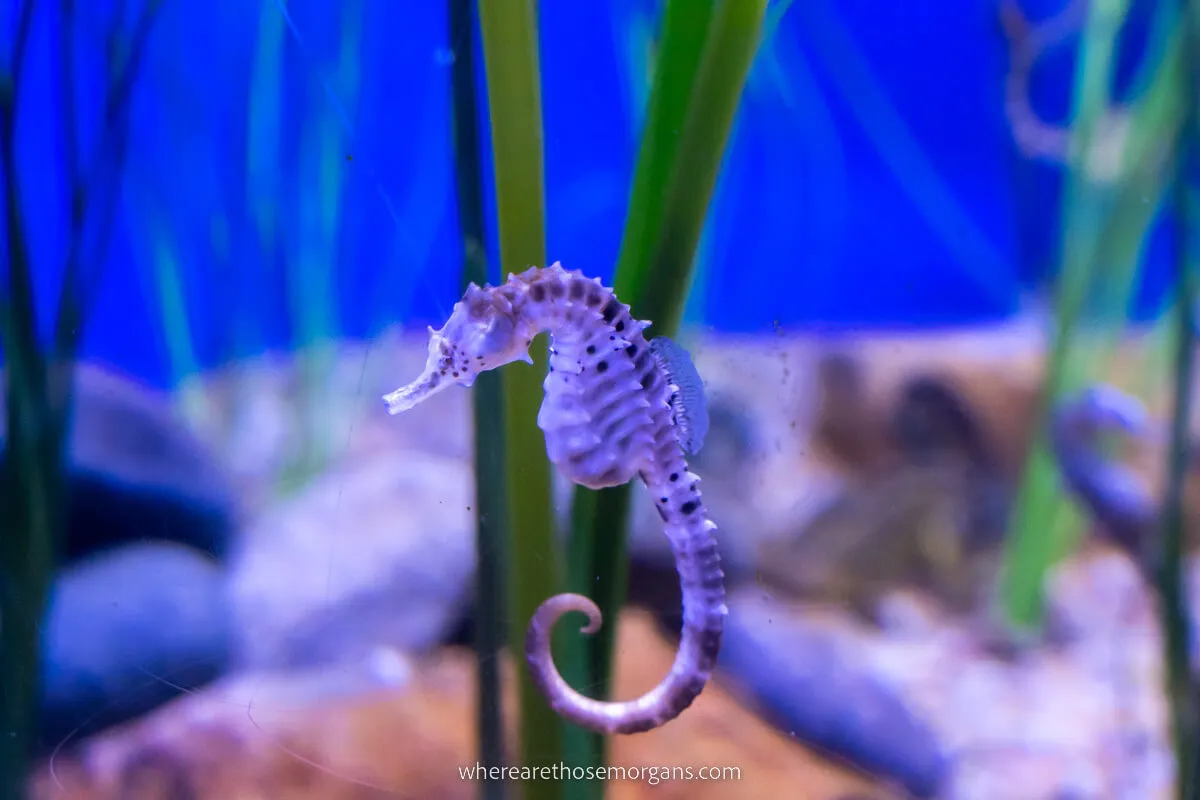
690 482 699 493
529 283 547 302
586 286 603 307
586 344 596 355
602 298 620 323
625 343 637 358
569 279 586 300
429 372 441 387
680 500 698 516
659 496 668 505
476 355 484 361
615 320 625 332
597 360 609 373
453 371 460 378
669 472 679 482
549 281 566 299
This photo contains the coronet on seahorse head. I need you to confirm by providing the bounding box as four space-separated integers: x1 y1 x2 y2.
382 282 535 415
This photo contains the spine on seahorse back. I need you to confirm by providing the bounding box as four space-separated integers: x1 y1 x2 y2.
381 262 726 735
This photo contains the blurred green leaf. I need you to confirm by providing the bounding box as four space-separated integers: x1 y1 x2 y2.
476 4 564 800
448 0 508 797
1001 0 1184 630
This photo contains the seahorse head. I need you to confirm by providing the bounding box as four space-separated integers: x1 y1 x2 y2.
383 283 534 415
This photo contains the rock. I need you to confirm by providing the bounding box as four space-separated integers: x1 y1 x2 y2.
718 588 948 798
753 463 1014 628
809 350 898 476
228 450 475 670
38 541 232 754
189 332 472 514
776 546 1177 799
1 362 239 563
28 610 886 799
798 322 1200 487
604 611 890 799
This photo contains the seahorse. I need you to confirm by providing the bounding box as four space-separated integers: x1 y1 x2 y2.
1049 384 1161 564
382 262 726 735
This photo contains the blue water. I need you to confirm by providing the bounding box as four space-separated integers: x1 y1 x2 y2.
4 0 1179 389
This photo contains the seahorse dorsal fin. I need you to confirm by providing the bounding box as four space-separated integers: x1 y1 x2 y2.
649 336 709 455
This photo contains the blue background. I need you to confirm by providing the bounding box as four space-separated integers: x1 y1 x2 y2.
4 0 1177 389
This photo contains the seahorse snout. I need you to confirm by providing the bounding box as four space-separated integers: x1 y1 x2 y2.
383 365 449 414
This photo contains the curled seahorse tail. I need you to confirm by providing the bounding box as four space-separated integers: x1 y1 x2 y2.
524 528 726 736
527 593 603 644
524 593 602 722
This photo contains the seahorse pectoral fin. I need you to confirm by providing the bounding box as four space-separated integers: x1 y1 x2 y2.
648 336 709 454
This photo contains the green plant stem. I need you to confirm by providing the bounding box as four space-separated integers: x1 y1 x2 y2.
1160 3 1200 796
0 4 160 795
610 1 717 301
57 0 162 334
1000 0 1136 629
0 6 59 796
0 405 63 800
565 0 767 779
0 148 59 800
477 3 563 799
639 0 767 336
1000 0 1187 631
450 1 508 797
1162 219 1198 800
